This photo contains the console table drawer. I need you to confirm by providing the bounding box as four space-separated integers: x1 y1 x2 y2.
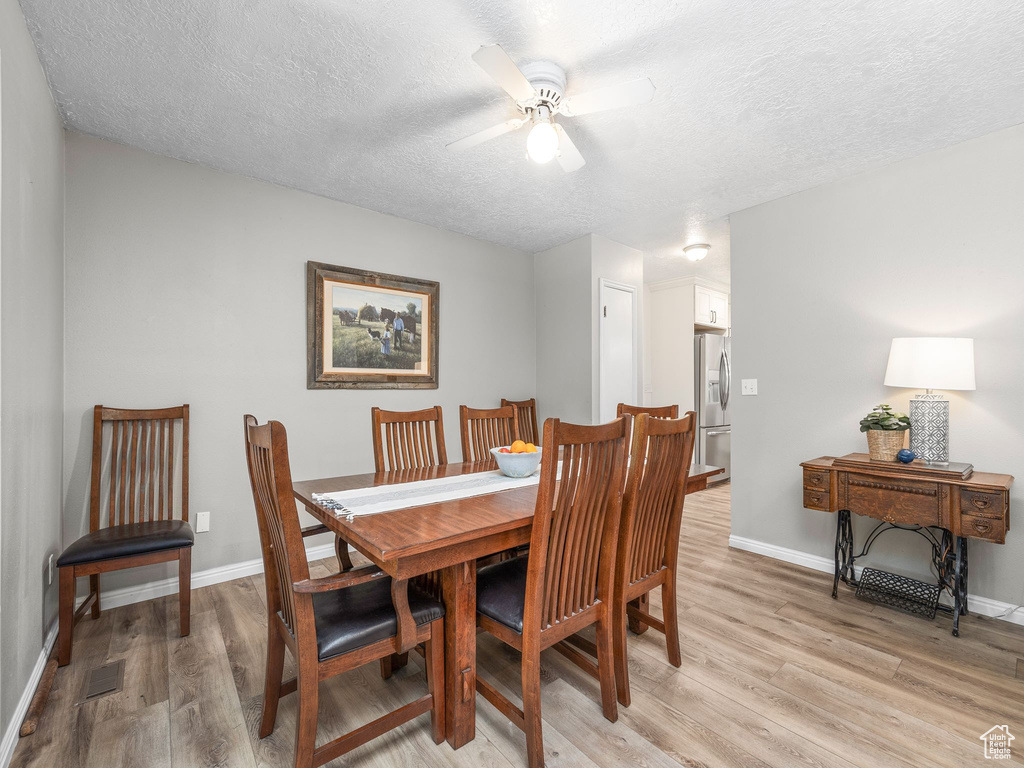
803 488 830 511
803 468 830 491
845 475 940 527
960 489 1005 519
961 512 1006 543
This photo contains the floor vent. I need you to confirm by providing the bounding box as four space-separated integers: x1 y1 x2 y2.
76 659 125 705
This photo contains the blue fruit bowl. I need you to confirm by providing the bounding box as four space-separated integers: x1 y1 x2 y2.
490 446 543 478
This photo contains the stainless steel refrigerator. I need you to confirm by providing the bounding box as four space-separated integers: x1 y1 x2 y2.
695 334 731 481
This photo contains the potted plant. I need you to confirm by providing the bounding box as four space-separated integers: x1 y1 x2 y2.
859 404 910 461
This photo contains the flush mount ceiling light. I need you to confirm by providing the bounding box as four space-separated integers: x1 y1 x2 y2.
683 244 710 261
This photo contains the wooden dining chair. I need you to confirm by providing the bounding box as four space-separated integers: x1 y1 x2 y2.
615 402 679 420
611 411 696 707
616 402 679 455
369 406 448 676
501 397 540 446
371 406 448 472
243 416 446 768
459 404 519 464
474 417 628 768
57 405 193 667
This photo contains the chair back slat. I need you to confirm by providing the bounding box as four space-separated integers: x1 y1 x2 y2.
501 398 540 446
90 406 189 531
243 416 312 637
620 412 696 586
525 418 627 632
460 405 519 464
371 406 447 473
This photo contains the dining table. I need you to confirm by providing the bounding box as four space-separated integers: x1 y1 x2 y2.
292 460 724 749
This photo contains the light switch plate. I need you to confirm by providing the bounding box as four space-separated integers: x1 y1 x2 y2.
741 379 758 396
196 511 211 533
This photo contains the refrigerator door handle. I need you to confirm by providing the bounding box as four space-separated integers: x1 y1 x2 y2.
706 430 730 436
719 349 730 412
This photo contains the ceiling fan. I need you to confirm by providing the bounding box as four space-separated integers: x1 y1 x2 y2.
447 45 656 173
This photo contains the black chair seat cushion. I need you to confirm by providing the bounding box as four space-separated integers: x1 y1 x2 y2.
312 579 444 661
57 520 194 567
476 555 529 634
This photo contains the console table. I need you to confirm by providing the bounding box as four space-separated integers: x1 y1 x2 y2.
800 453 1013 636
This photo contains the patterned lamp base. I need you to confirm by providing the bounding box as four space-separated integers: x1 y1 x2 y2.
909 393 949 464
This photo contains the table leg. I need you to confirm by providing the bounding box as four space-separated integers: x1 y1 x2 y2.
442 561 477 748
833 509 853 598
952 536 968 637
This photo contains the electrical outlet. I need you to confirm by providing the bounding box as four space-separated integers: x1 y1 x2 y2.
741 379 758 396
196 511 211 533
48 554 55 585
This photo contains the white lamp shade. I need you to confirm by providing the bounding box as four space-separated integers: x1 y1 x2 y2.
883 337 976 391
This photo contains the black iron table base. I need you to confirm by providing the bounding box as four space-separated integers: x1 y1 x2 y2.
831 509 969 636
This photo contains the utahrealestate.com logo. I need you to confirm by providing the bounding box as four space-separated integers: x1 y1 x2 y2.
980 726 1014 760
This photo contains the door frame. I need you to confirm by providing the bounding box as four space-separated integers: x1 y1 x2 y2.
597 278 639 423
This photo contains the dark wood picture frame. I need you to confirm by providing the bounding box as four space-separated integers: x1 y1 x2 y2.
307 261 439 389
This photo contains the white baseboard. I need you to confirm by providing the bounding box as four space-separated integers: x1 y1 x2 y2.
1 622 58 768
75 541 338 613
728 534 1024 628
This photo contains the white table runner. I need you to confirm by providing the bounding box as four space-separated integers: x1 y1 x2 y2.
313 465 556 519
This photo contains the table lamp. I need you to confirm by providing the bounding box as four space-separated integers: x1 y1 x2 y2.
883 337 976 465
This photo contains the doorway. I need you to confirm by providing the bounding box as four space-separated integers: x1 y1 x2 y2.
598 279 638 423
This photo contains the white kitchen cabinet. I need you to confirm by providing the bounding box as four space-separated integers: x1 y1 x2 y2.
695 285 730 328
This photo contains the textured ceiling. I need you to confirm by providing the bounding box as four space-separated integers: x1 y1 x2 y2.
21 0 1024 284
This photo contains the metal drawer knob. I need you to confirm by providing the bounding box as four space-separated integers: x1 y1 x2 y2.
972 519 992 534
970 497 992 510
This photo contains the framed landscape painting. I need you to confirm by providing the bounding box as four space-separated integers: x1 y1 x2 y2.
307 261 439 389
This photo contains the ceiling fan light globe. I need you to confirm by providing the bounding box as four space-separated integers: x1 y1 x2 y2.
527 121 559 164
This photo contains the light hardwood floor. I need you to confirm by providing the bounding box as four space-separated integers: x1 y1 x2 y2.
12 482 1024 767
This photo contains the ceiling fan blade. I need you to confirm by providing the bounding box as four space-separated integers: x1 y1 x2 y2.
560 77 656 117
554 124 585 173
446 118 525 152
471 45 537 103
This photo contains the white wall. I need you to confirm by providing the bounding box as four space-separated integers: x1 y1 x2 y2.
534 236 592 427
731 122 1024 607
647 280 697 415
0 0 65 737
534 234 645 428
63 133 536 593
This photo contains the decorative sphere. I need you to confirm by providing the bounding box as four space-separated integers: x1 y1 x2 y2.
897 449 916 464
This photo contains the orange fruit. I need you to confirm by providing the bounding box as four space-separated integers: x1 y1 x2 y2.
510 440 527 454
525 443 538 453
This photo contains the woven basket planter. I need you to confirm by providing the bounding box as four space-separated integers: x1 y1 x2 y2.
866 429 907 461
